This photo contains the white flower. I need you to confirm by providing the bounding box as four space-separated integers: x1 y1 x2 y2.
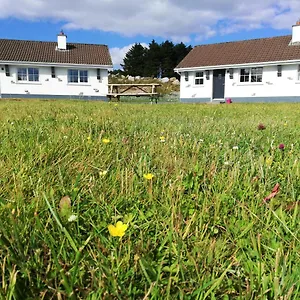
199 139 204 143
68 214 77 222
224 161 230 166
232 146 239 150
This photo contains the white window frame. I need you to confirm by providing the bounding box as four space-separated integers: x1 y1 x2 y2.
194 71 204 85
17 67 39 82
240 67 263 83
68 69 89 84
297 65 300 81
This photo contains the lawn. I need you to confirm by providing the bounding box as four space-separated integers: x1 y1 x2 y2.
0 100 299 299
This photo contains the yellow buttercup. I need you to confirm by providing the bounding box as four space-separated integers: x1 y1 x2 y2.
108 221 128 237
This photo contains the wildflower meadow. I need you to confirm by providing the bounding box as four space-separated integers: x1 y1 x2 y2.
0 100 299 299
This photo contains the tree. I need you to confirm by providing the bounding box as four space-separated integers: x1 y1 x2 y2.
121 40 193 78
144 40 161 78
160 40 175 78
121 43 147 76
174 42 193 66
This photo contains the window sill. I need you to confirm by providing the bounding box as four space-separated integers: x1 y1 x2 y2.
192 84 205 88
67 83 91 86
16 81 42 85
236 83 264 86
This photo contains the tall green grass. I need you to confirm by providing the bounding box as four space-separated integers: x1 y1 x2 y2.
0 100 299 299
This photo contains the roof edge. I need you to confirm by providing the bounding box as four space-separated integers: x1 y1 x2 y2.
192 34 292 48
175 58 300 71
0 60 113 68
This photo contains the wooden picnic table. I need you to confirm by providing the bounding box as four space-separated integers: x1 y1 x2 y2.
107 83 161 102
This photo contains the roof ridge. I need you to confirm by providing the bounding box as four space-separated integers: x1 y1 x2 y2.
0 38 108 47
194 34 292 48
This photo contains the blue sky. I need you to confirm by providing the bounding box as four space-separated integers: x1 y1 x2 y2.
0 0 298 67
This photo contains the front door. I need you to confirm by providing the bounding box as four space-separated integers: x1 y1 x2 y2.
213 69 225 99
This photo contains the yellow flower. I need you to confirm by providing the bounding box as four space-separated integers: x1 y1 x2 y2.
87 136 92 143
266 157 273 167
108 221 128 237
143 173 154 180
160 136 166 143
102 138 110 144
99 170 108 176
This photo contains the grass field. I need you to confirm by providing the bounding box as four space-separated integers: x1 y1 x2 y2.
0 100 299 299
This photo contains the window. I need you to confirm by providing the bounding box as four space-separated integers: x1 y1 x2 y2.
240 67 262 83
28 68 39 81
229 68 234 79
17 68 39 82
195 71 204 85
80 70 88 83
68 69 88 83
298 65 300 81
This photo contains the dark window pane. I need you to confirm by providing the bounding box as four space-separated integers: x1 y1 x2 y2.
17 68 27 81
68 69 79 83
241 68 250 76
28 68 39 81
79 70 88 83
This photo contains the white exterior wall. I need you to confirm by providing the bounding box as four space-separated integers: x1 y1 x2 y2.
0 64 108 98
179 71 213 101
179 63 300 102
225 64 300 98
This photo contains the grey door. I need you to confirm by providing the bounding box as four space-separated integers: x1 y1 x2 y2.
213 69 225 99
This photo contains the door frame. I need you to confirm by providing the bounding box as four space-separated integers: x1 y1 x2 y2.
212 69 226 100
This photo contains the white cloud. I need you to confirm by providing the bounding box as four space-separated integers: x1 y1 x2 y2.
0 0 299 42
110 43 148 69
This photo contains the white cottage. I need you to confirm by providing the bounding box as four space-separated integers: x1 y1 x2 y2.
175 22 300 103
0 31 113 100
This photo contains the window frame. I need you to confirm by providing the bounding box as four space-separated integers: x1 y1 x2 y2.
239 67 263 83
194 71 204 85
17 67 39 82
68 69 89 84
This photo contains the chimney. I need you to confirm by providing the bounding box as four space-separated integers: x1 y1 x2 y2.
292 20 300 44
57 30 67 50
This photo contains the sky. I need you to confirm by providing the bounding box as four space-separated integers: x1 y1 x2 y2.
0 0 299 68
